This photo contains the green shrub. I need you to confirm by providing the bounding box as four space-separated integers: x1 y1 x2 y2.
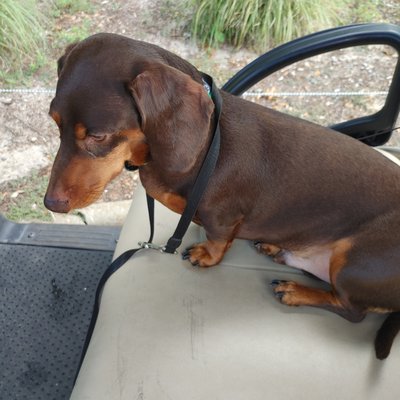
0 0 45 72
191 0 343 50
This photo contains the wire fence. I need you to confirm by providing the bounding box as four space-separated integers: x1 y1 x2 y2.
0 87 389 97
0 88 55 94
242 90 388 98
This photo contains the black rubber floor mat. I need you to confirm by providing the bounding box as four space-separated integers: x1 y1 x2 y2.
0 244 113 400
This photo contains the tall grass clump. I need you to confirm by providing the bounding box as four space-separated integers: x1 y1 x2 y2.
0 0 45 73
191 0 342 50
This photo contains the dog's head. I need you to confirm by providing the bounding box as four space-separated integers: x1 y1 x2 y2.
44 35 214 213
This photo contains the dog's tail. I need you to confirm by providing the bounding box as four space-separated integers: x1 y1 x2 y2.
375 312 400 359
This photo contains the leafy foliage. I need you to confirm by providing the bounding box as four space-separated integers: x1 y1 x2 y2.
0 0 45 72
191 0 343 50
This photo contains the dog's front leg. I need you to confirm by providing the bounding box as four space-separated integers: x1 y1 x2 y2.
182 218 242 267
182 239 233 267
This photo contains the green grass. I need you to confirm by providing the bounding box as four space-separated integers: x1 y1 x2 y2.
52 0 93 17
190 0 344 50
0 0 96 85
51 0 94 50
0 0 46 75
189 0 387 50
153 0 195 38
347 0 381 23
54 19 92 49
0 170 52 223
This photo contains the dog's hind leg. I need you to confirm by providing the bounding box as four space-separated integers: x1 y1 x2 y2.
270 237 366 322
375 312 400 359
270 279 366 322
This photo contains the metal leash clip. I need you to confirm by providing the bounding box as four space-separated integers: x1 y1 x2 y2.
138 241 179 255
138 241 167 253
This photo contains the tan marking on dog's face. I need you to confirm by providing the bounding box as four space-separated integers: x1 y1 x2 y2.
45 139 132 212
74 123 87 140
122 129 150 166
50 111 62 127
45 127 151 213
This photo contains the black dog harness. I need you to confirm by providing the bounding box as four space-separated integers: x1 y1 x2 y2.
74 73 222 382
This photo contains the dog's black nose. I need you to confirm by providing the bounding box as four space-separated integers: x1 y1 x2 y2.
44 195 70 213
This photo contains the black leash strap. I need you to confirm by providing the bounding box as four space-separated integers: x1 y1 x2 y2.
164 73 222 253
74 194 154 383
74 73 222 383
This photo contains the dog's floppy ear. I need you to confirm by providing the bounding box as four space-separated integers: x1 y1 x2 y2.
128 63 214 174
57 42 79 77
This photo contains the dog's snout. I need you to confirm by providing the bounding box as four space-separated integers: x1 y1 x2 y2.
44 194 71 213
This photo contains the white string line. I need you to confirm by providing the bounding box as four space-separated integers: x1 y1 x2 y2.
0 88 55 94
242 90 388 97
0 87 389 97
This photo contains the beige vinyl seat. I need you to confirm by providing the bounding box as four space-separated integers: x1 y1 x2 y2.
71 149 400 399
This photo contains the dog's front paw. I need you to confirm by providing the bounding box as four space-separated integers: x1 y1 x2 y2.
182 241 227 268
182 244 218 267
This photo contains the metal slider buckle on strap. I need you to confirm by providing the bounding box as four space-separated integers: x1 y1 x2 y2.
138 241 178 254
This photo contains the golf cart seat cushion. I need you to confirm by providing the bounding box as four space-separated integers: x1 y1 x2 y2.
71 182 400 400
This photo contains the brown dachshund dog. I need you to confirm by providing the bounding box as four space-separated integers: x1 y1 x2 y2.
45 33 400 359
